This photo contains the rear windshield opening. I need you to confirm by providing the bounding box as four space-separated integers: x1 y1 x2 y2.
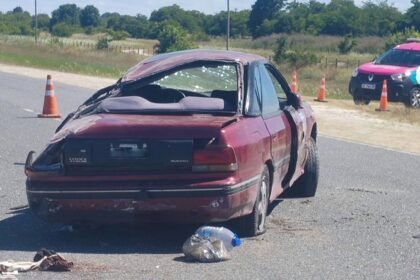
109 62 239 114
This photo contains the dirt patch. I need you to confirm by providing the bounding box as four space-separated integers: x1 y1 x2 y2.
307 99 420 155
1 63 419 155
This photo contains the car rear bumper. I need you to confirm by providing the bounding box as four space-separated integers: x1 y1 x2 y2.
26 176 259 224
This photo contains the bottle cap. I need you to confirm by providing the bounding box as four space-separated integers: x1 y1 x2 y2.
231 234 241 247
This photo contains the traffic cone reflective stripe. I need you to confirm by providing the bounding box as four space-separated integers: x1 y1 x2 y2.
314 74 328 102
291 70 298 93
38 75 61 118
45 77 54 96
376 80 390 112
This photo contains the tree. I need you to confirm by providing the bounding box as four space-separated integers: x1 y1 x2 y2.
318 0 362 36
80 5 99 28
150 5 206 34
32 14 50 31
404 0 420 30
50 4 81 27
0 8 32 35
107 14 149 38
249 0 285 38
12 7 23 14
156 22 196 53
359 1 402 36
205 10 250 38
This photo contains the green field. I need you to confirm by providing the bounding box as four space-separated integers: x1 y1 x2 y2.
0 34 378 100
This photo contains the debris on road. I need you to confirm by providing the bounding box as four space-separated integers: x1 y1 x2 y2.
182 226 241 263
0 249 73 275
413 234 420 239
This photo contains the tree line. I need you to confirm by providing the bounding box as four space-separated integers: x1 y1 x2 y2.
0 0 418 40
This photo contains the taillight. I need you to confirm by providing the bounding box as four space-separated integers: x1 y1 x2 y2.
192 146 238 172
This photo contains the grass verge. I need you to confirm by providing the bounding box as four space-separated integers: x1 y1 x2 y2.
0 40 143 78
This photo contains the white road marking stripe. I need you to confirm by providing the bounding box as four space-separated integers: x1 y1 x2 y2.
23 108 34 113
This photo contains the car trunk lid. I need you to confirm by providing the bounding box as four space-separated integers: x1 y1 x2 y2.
59 114 238 175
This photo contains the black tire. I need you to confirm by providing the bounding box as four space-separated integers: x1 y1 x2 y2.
238 166 270 237
404 87 420 108
353 95 370 105
284 137 319 198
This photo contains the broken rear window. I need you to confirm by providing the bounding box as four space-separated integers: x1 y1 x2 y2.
99 63 240 114
153 64 238 94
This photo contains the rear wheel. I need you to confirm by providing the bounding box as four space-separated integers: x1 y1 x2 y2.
239 166 270 237
405 87 420 108
353 95 370 105
284 137 319 198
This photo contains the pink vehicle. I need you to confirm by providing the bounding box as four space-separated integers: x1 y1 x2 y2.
25 49 318 236
349 39 420 107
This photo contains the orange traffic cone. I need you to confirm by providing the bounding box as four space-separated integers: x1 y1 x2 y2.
291 70 298 93
38 75 61 118
314 74 328 102
375 80 390 112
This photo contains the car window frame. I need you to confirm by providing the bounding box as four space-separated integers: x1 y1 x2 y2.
257 63 282 119
264 63 295 103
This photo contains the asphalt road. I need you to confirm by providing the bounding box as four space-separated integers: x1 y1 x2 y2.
0 72 419 280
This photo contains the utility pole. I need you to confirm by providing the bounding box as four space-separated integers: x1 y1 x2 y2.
226 0 230 50
35 0 38 43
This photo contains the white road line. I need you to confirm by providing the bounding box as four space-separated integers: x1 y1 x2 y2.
23 108 34 113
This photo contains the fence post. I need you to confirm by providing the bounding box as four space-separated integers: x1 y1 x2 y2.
335 58 338 68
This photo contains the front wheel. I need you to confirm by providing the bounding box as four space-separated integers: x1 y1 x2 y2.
283 137 319 198
238 166 270 237
404 87 420 108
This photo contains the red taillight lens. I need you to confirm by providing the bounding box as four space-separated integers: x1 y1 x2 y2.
193 146 238 172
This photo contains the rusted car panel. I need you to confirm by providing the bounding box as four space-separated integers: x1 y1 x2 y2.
25 49 318 236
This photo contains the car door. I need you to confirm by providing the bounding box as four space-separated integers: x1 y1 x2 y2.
264 64 306 188
251 63 291 198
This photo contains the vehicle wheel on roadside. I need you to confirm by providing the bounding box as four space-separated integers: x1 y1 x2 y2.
404 87 420 108
239 166 270 237
353 95 370 105
284 137 319 198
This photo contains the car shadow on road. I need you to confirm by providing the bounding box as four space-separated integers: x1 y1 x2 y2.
0 208 198 255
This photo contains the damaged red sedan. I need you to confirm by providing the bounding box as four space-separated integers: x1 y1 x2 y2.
25 49 318 236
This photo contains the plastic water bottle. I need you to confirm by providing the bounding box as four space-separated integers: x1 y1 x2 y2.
195 226 241 251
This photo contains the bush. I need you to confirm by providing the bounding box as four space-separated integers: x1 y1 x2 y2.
284 49 319 68
51 23 74 37
337 35 357 54
385 28 420 50
96 37 109 49
273 37 288 64
156 23 196 53
107 30 130 41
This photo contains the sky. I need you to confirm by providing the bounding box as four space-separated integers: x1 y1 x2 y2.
0 0 413 16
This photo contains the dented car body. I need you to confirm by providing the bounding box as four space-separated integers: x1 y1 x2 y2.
25 49 318 236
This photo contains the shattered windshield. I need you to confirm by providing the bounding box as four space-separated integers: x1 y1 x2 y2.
98 62 240 114
375 49 420 67
153 64 238 94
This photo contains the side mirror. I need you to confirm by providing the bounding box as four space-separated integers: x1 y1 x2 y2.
289 92 302 109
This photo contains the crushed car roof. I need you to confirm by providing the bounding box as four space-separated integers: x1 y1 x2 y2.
122 49 265 82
